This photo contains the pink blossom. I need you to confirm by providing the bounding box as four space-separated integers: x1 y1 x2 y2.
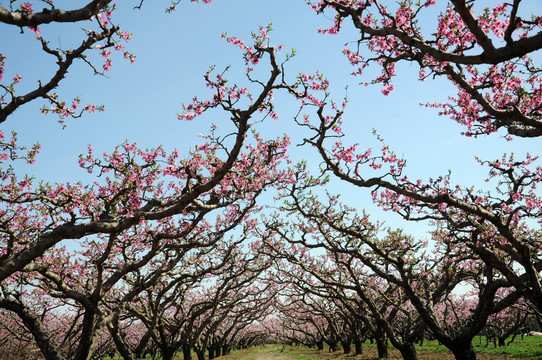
381 84 394 96
20 2 34 15
85 104 96 113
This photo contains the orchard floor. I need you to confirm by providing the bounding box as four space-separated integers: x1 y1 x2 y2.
216 345 541 360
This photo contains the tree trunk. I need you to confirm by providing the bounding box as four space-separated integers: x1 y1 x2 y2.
108 325 135 360
161 347 176 360
316 339 324 350
376 337 388 359
417 330 425 346
208 348 215 360
0 299 65 360
397 343 418 360
215 346 221 358
183 345 192 360
73 311 100 360
340 340 351 354
449 342 477 360
196 349 205 360
354 339 363 355
135 329 154 359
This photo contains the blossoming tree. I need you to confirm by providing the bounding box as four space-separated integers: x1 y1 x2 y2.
297 0 542 322
0 18 299 359
2 1 542 359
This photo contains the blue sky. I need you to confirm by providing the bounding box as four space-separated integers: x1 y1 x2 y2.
1 0 541 238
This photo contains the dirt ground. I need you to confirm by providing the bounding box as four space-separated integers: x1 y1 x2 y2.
218 345 539 360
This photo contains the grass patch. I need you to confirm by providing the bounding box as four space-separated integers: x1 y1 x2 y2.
415 340 454 353
217 347 259 360
416 336 542 358
278 347 317 360
105 337 542 360
271 337 542 359
472 335 542 358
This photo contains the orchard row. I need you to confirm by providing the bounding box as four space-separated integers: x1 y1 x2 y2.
1 1 541 360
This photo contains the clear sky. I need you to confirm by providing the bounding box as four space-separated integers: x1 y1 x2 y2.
2 0 541 238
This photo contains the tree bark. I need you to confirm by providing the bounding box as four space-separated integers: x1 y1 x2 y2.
376 337 388 358
74 316 97 360
0 299 65 360
397 343 418 360
161 347 176 360
328 341 339 352
195 349 205 360
316 339 324 350
108 324 135 360
449 342 477 360
340 340 351 354
354 339 363 355
183 345 192 360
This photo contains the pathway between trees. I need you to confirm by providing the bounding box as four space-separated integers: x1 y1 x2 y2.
221 347 294 360
251 350 293 360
